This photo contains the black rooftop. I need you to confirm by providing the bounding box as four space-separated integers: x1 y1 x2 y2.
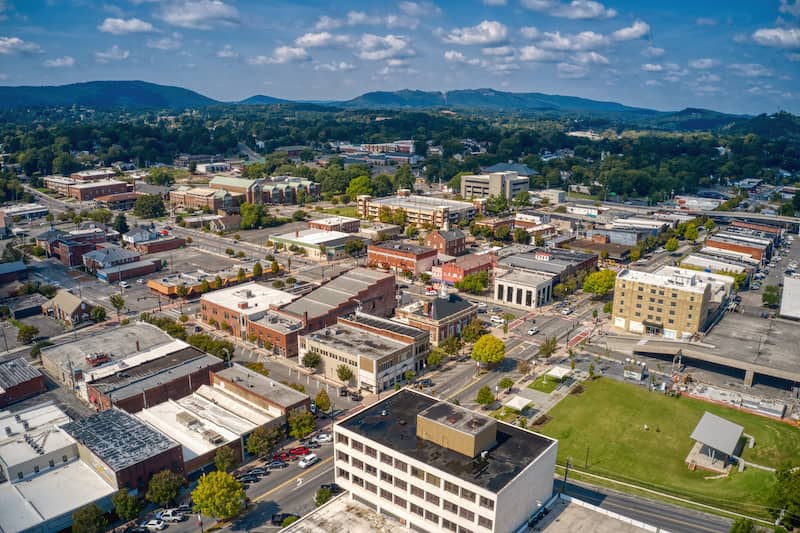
429 294 474 320
338 389 555 493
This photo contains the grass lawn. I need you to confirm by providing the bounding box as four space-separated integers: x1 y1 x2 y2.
323 206 359 217
528 375 560 394
538 378 800 518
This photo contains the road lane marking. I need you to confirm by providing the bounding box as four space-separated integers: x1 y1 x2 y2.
253 457 333 503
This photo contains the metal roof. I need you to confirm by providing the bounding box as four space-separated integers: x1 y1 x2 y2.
780 276 800 320
689 412 744 456
0 357 42 391
0 261 26 276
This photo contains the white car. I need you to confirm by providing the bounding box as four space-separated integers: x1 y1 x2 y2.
119 281 130 289
490 315 505 325
298 453 319 468
313 433 332 443
561 308 573 315
141 520 167 531
137 278 145 284
527 327 539 336
158 510 184 522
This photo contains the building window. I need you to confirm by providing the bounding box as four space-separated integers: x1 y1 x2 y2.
425 510 439 523
410 485 425 499
395 478 407 491
381 452 393 465
365 464 377 476
380 471 393 483
34 465 39 473
381 489 393 501
426 492 440 505
479 496 494 510
442 519 458 531
49 459 54 468
394 495 407 509
352 475 364 487
410 503 424 517
337 433 349 445
337 468 350 479
461 488 476 503
411 466 425 481
62 455 68 463
478 516 493 529
365 481 377 494
351 440 363 452
443 500 458 514
394 458 407 472
459 507 475 521
444 480 459 495
337 451 349 463
426 472 441 488
17 472 23 480
352 458 364 470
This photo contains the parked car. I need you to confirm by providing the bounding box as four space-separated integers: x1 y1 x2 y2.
236 474 260 484
137 278 145 284
298 453 319 468
349 392 363 402
157 510 184 522
265 460 289 469
561 308 573 315
527 327 539 336
476 302 487 310
320 482 342 494
313 433 332 443
289 446 311 456
119 281 130 289
175 504 192 514
272 452 294 462
247 467 267 476
271 514 300 526
305 441 321 449
417 378 433 388
339 387 349 397
141 520 166 531
490 315 504 325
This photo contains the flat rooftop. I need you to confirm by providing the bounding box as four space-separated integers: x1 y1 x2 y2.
305 323 407 361
369 194 475 212
250 309 304 334
0 402 73 467
616 268 708 294
272 229 351 245
61 409 179 472
282 268 393 320
214 364 308 407
280 495 398 533
151 263 260 288
496 269 553 288
0 356 42 392
311 216 359 225
338 389 556 493
201 282 296 315
370 242 435 256
346 312 428 341
69 179 126 189
498 249 594 275
0 459 115 533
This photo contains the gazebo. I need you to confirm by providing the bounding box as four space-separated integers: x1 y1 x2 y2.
686 412 744 472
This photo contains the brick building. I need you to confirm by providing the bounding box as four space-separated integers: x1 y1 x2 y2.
169 186 233 212
210 364 310 416
0 357 46 407
367 242 437 275
433 253 494 285
424 228 466 256
208 175 318 205
133 236 186 254
308 216 361 233
42 290 94 324
396 293 478 346
68 180 129 201
706 234 770 262
200 282 297 339
70 169 116 181
82 244 141 273
245 309 304 358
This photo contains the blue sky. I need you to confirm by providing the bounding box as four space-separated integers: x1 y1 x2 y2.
1 0 799 113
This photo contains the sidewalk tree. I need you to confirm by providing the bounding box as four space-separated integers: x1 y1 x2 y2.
440 335 462 357
288 411 316 440
133 195 165 218
603 301 613 314
471 334 505 365
252 261 263 279
455 271 489 294
192 471 245 521
72 503 107 533
17 324 39 344
683 224 699 242
315 390 331 413
90 306 107 322
728 517 755 533
246 426 283 458
582 269 617 299
664 237 679 253
426 349 444 368
476 386 495 407
769 465 800 529
762 285 780 307
538 337 558 359
112 488 141 521
109 294 125 319
214 446 237 473
498 377 514 392
145 470 184 507
461 318 485 344
704 219 716 232
336 364 353 383
270 260 280 274
175 285 188 299
517 360 531 375
302 351 322 369
513 228 531 244
315 487 333 507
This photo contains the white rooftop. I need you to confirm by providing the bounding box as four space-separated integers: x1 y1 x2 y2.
272 229 350 245
617 268 708 294
200 282 296 316
0 402 74 468
311 216 359 225
69 179 126 189
84 338 190 382
547 366 572 380
0 460 115 532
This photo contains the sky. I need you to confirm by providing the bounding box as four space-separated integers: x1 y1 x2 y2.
0 0 799 114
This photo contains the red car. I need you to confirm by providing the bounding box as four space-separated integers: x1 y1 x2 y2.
272 452 294 462
289 446 311 456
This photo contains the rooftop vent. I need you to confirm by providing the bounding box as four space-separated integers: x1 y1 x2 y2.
381 410 388 416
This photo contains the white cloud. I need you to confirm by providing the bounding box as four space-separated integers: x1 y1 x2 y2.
248 46 309 65
356 33 415 60
482 0 507 4
377 60 418 76
539 30 607 51
95 44 129 63
521 0 616 20
43 56 75 68
518 45 562 62
642 46 664 58
789 52 800 61
482 46 514 56
0 36 41 54
216 44 237 58
779 0 800 17
519 26 539 40
696 17 717 26
346 10 418 29
751 27 800 48
697 73 721 83
147 33 182 50
98 17 155 34
612 20 649 41
159 0 239 30
398 1 441 17
641 63 663 72
444 50 481 65
557 62 588 78
689 58 716 69
573 51 608 64
728 63 773 77
315 61 355 71
295 32 350 48
443 20 508 46
314 15 343 31
644 79 660 86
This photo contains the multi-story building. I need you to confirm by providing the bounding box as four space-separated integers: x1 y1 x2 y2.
67 180 129 201
208 175 318 205
200 282 297 339
706 233 772 263
196 162 231 174
396 293 477 346
70 169 116 181
433 253 494 285
535 189 566 204
612 267 733 339
82 244 141 273
424 228 466 256
493 270 553 311
358 190 476 226
169 186 233 212
497 248 597 285
367 242 438 275
300 313 430 392
308 216 361 233
42 289 94 324
269 229 357 261
245 309 305 358
43 175 76 195
460 171 529 201
334 388 558 533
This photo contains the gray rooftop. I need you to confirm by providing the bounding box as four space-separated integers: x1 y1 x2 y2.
0 261 26 276
347 312 428 341
370 242 436 256
282 268 393 320
83 245 140 266
690 412 744 456
499 249 595 276
369 194 475 213
61 409 179 471
0 357 42 390
482 162 537 175
339 389 555 493
305 322 408 361
214 363 308 407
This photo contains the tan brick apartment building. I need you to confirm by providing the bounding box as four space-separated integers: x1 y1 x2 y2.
169 186 232 212
367 242 437 275
357 190 476 227
308 216 361 233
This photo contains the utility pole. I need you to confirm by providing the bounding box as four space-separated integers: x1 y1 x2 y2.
561 458 571 493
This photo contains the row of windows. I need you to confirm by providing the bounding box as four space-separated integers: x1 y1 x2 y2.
17 455 71 479
309 347 357 368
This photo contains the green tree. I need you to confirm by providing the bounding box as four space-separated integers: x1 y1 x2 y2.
512 191 530 208
109 294 125 319
538 337 559 358
582 269 617 299
704 219 716 232
237 268 246 282
315 486 333 507
315 390 331 413
683 224 699 242
145 167 177 186
145 470 184 507
513 228 531 244
112 488 142 521
175 285 189 299
270 260 280 274
246 426 283 457
252 261 263 279
336 364 354 383
728 517 755 533
302 351 322 369
282 516 300 527
292 209 306 222
133 195 166 218
199 279 211 293
346 175 373 197
476 385 495 406
471 334 505 365
191 471 245 521
112 213 129 234
664 237 679 253
440 335 462 356
603 301 613 314
17 324 39 344
762 285 780 307
630 247 641 262
494 225 511 241
498 377 514 391
485 194 508 215
552 283 567 299
426 349 445 368
454 271 489 294
90 306 107 322
344 239 365 256
72 503 107 533
393 164 415 190
770 465 800 529
288 411 316 439
461 318 485 344
214 446 237 473
779 203 795 217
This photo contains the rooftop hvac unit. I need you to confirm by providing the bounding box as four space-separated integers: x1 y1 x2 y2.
22 421 29 431
4 427 12 436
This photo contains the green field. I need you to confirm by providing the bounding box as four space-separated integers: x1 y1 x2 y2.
323 206 359 217
528 375 560 394
538 378 800 518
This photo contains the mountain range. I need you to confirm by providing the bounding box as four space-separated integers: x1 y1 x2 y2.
0 80 748 128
